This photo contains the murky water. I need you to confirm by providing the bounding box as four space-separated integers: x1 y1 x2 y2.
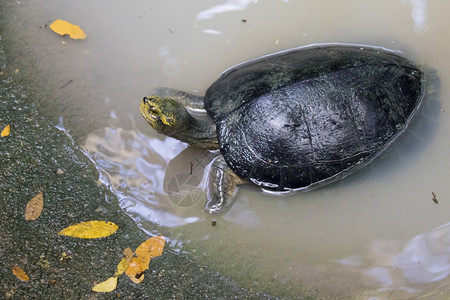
2 0 450 298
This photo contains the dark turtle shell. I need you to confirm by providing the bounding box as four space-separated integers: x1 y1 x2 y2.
203 44 424 191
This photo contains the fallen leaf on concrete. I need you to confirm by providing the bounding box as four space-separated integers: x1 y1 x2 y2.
92 237 165 292
92 276 117 293
138 235 165 258
25 191 44 221
49 19 86 40
12 266 29 282
115 248 133 277
1 124 10 137
92 247 134 293
125 236 165 283
58 221 118 239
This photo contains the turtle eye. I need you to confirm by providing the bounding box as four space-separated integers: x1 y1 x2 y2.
149 106 159 115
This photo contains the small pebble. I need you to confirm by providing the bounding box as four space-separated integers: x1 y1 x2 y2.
55 168 65 175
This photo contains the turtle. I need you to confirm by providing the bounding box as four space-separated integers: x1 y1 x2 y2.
140 43 424 213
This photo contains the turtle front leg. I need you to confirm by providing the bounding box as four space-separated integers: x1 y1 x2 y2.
205 157 243 213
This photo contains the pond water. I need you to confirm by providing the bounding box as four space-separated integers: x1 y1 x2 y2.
2 0 450 298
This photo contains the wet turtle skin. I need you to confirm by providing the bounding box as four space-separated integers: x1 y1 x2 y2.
204 44 424 191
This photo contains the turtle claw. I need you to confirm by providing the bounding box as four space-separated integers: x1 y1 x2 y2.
205 157 239 214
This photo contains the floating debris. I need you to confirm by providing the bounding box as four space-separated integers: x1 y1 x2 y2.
49 19 86 40
432 192 438 204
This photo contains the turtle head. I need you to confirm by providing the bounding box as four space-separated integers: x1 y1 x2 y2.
140 95 188 135
140 94 219 149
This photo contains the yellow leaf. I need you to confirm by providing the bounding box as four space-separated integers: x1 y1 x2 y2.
12 266 29 282
115 248 134 276
49 19 86 40
125 260 146 283
93 247 134 292
24 191 44 221
125 236 165 283
136 235 165 258
1 124 10 137
92 276 117 292
115 257 131 277
59 252 71 261
58 221 118 239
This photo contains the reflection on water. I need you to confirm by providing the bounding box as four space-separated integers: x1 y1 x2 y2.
402 0 428 32
84 127 208 227
196 0 256 20
335 222 450 297
394 222 450 283
159 46 181 78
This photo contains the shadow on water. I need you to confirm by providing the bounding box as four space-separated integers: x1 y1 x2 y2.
163 147 217 209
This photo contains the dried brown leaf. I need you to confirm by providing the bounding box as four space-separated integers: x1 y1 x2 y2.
25 191 44 221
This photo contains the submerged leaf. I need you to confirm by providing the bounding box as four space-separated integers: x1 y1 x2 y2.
12 266 29 282
1 124 10 137
49 19 86 40
92 276 117 292
25 191 44 221
125 236 165 283
58 221 118 239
